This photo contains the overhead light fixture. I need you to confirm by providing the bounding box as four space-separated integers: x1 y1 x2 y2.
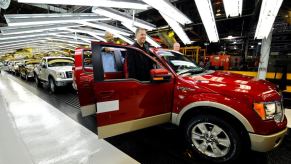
0 30 70 40
54 34 99 43
0 23 81 35
48 38 90 45
194 0 219 42
112 33 134 45
0 31 69 41
254 0 283 39
122 22 161 47
62 27 107 42
160 12 191 45
17 0 150 10
64 27 106 36
4 13 110 26
92 7 156 30
223 0 243 17
79 21 132 37
142 0 192 25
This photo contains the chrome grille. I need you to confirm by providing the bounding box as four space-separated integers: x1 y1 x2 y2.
66 71 72 78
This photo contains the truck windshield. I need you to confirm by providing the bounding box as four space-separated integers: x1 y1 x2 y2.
157 50 205 75
47 59 74 67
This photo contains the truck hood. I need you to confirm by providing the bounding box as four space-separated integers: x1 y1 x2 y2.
48 66 73 72
181 71 281 103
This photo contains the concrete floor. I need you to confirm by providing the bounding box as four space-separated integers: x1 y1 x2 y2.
0 72 138 164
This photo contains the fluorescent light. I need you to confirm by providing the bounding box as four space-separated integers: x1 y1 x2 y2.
65 27 106 36
54 34 98 43
160 12 191 45
47 38 90 45
254 0 283 39
122 22 161 47
142 0 192 25
62 27 107 42
79 21 132 36
92 7 156 30
112 33 134 45
194 0 219 42
5 13 110 26
0 23 81 35
0 30 70 40
223 0 243 17
18 0 150 10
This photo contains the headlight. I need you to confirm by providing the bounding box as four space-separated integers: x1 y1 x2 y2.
253 101 284 123
56 72 66 79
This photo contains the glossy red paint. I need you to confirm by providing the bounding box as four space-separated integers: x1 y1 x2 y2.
75 44 287 137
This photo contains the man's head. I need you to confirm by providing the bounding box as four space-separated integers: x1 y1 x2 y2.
135 28 147 46
173 42 180 51
104 31 114 43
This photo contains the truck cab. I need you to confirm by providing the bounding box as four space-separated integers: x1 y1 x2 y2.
74 42 287 163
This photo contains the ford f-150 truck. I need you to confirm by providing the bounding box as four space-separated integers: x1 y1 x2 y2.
34 56 74 93
74 42 287 163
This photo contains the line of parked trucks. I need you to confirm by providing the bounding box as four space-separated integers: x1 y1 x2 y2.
0 42 288 163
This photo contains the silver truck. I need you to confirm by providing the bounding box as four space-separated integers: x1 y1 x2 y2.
34 57 74 93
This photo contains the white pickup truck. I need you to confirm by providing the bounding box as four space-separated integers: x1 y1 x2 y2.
34 57 74 93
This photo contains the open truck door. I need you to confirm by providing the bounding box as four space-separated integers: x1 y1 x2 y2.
77 42 175 138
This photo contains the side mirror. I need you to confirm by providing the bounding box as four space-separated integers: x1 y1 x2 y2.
42 64 47 68
150 69 172 82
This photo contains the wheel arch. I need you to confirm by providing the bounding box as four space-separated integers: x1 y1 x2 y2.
174 101 254 133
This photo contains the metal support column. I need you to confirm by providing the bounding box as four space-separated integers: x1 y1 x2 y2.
257 30 272 80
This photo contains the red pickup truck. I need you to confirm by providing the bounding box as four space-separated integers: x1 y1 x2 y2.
74 42 287 163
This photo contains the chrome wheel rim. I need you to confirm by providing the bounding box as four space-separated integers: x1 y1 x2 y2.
191 122 231 158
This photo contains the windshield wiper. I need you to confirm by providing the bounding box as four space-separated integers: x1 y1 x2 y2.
177 68 205 75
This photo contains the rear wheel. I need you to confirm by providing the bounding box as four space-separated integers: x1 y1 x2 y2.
185 115 242 163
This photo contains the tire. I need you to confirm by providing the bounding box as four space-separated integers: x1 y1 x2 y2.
49 78 57 93
185 114 242 163
35 74 41 87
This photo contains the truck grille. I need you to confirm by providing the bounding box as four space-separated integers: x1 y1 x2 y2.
66 71 72 78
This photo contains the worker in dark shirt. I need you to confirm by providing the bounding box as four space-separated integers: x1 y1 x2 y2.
128 28 153 81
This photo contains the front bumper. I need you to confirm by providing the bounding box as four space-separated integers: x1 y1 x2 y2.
249 127 288 152
55 78 73 87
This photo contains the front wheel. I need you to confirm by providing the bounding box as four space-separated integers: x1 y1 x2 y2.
49 78 58 93
185 115 242 163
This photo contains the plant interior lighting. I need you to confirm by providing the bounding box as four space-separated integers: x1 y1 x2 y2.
142 0 192 25
62 27 107 42
79 21 132 37
223 0 243 17
0 23 81 35
254 0 283 39
112 33 134 45
159 12 191 45
17 0 150 10
92 7 156 30
194 0 219 42
5 14 110 26
122 22 161 48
